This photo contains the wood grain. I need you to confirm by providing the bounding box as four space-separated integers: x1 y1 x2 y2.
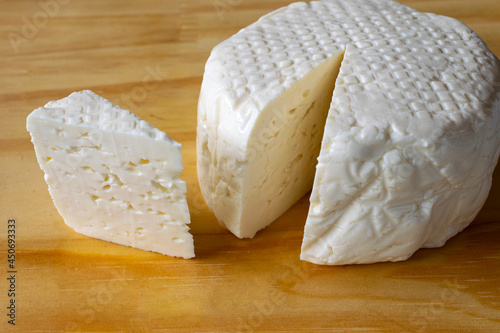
1 0 499 331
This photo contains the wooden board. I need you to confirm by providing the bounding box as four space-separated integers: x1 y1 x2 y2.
1 0 500 331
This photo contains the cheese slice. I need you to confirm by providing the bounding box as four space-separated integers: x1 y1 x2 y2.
197 0 500 264
27 90 194 259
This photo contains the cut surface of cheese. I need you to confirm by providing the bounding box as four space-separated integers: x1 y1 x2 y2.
197 0 500 264
27 90 194 259
199 51 343 238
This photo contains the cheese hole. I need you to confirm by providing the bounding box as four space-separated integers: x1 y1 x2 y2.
126 162 142 175
139 159 150 165
109 174 124 186
127 204 143 214
201 140 209 155
302 89 310 98
127 169 142 175
82 166 95 173
152 180 169 193
172 237 184 244
102 185 111 191
46 156 52 162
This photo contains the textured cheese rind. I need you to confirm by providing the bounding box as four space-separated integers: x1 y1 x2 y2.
27 90 194 259
303 47 500 264
198 0 500 263
300 3 500 265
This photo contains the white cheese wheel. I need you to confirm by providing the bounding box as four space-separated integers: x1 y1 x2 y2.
28 90 194 259
197 0 500 264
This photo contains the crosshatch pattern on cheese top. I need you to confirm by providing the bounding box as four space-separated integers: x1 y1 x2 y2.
207 0 498 130
41 92 169 140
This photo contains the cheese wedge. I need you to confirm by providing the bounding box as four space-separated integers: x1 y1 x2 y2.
27 90 194 258
197 0 500 264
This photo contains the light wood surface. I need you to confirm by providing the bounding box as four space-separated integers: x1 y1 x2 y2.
1 0 500 331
